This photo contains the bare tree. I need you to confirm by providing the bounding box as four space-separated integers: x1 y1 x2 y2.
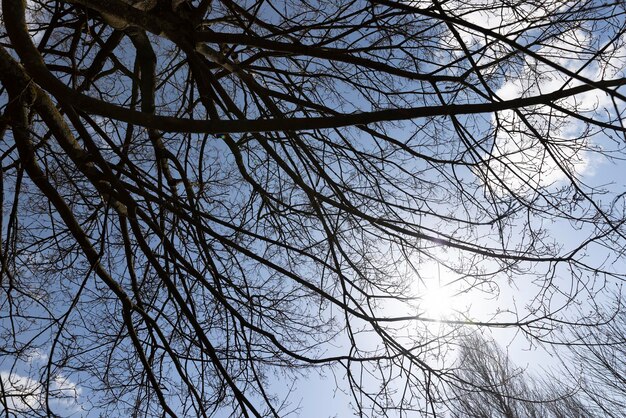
1 0 626 416
555 292 626 418
448 332 594 418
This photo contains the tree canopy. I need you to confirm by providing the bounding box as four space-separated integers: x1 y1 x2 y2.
1 0 626 416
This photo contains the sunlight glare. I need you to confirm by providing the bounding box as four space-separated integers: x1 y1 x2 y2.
421 286 453 320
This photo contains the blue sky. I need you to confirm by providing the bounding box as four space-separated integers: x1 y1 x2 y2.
3 0 626 416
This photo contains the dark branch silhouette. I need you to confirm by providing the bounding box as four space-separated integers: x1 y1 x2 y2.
1 0 626 416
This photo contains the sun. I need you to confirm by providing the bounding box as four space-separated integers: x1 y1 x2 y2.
421 285 454 320
407 259 468 321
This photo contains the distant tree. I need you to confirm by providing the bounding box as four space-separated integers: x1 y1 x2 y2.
556 293 626 418
1 0 626 416
448 332 593 418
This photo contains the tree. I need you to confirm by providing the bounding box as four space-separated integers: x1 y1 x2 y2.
1 0 626 416
447 332 594 418
556 291 626 417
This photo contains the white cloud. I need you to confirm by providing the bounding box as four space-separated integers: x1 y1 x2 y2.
433 0 557 62
0 371 82 415
25 349 49 365
425 1 623 199
482 28 626 195
0 372 42 413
